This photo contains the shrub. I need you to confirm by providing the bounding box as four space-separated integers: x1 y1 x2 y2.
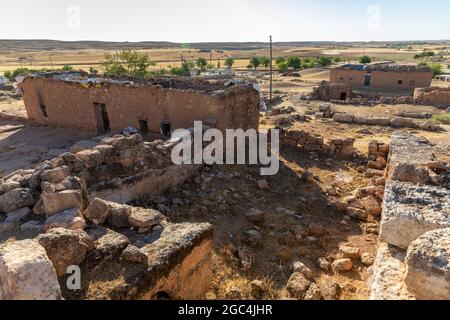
196 58 208 71
62 65 73 71
170 61 192 76
432 114 450 124
359 55 372 64
249 57 261 70
278 62 288 72
3 68 30 81
224 57 235 67
317 56 332 66
3 71 12 81
275 57 286 65
100 50 155 78
287 57 301 70
260 56 271 69
333 57 342 63
431 64 443 76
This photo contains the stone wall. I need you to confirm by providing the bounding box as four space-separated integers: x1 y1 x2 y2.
280 129 356 159
414 87 450 107
0 132 214 300
370 133 450 300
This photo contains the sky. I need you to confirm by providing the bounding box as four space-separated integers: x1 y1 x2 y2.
0 0 449 42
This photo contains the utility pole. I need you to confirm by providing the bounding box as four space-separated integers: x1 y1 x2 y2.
49 54 54 70
269 35 273 103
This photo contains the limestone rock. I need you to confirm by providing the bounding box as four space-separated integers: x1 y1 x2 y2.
40 166 70 184
404 228 450 300
86 226 130 266
304 283 322 300
292 261 314 280
361 195 382 217
76 149 103 168
0 188 36 214
41 190 83 216
317 279 340 300
380 181 450 249
286 272 312 299
246 208 265 224
346 207 368 221
318 257 330 270
37 228 89 277
108 203 132 228
0 207 31 232
390 163 431 185
332 258 353 271
44 208 86 231
0 239 61 300
128 208 162 231
120 245 148 264
82 198 111 225
361 252 374 266
339 245 361 259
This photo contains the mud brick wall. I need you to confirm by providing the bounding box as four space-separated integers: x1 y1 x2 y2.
414 87 450 107
19 75 260 134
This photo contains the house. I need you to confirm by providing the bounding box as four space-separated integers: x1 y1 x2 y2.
18 71 260 134
330 63 433 91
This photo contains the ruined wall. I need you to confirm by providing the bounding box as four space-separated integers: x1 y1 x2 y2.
414 87 450 107
312 81 353 101
19 77 260 134
331 69 433 90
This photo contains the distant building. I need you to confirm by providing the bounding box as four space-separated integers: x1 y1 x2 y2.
330 63 433 91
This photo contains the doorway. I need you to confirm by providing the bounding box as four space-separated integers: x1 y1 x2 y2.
160 120 171 137
94 103 111 133
364 75 371 86
139 120 149 135
339 92 347 100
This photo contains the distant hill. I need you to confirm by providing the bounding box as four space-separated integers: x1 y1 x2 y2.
0 39 449 52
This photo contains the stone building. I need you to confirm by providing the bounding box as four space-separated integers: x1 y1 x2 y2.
18 72 260 134
330 63 433 91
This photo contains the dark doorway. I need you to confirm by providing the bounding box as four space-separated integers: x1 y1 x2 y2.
364 75 371 86
94 103 111 133
160 121 171 137
39 104 48 118
139 120 149 135
339 92 347 100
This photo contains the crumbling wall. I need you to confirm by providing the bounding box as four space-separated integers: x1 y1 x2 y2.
370 133 450 300
19 76 260 134
311 81 353 101
0 132 214 300
414 87 450 107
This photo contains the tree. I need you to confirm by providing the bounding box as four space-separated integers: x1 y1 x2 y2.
287 57 301 70
317 56 332 66
260 56 271 69
431 64 443 76
170 61 192 76
278 62 288 72
207 63 215 70
3 71 12 81
275 57 286 65
100 50 155 78
333 57 342 63
196 58 208 71
359 55 372 64
224 57 235 67
249 57 261 70
3 68 30 81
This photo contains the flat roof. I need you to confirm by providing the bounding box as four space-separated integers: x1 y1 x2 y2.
335 63 432 73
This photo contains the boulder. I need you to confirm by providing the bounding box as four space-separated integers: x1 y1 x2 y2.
286 272 312 299
304 283 322 300
390 117 417 128
120 245 148 264
108 203 132 228
0 188 36 214
317 278 340 300
0 180 21 195
0 207 31 232
0 239 61 300
41 190 84 216
404 228 450 300
333 113 354 123
390 163 431 185
44 208 86 231
128 208 162 232
37 228 90 277
40 166 70 184
292 261 314 280
380 181 450 249
76 149 103 168
420 120 440 132
82 198 112 225
339 245 361 259
361 195 382 217
332 258 353 271
85 226 130 266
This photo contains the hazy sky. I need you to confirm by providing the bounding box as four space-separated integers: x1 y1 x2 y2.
1 0 449 42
